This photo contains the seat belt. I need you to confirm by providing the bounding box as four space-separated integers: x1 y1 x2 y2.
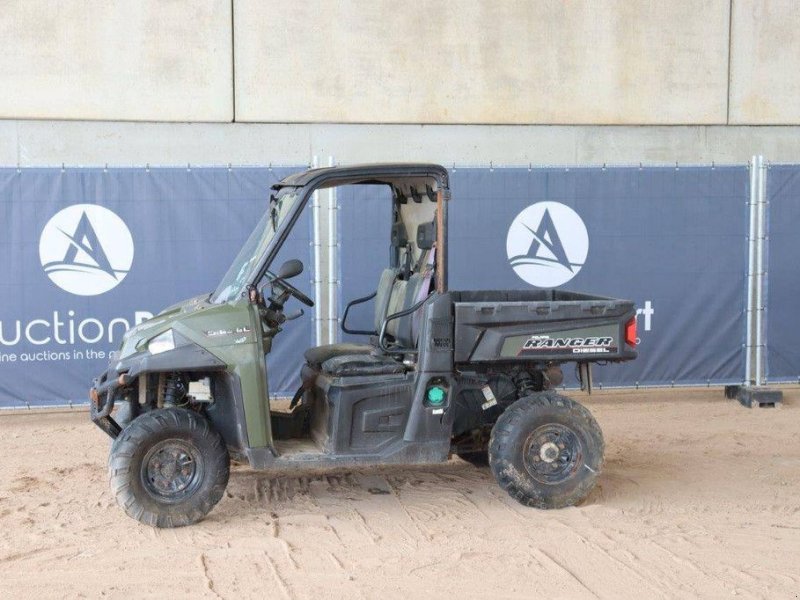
411 244 436 343
401 244 413 279
417 245 436 300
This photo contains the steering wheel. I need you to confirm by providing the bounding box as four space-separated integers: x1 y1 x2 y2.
269 274 315 307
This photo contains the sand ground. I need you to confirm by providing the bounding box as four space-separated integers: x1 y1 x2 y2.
0 387 798 599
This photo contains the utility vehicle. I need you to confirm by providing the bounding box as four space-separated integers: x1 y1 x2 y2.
90 163 637 527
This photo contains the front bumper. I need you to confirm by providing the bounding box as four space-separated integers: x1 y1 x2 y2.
89 365 132 439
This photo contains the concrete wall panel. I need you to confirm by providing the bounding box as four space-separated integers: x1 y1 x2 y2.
235 0 730 124
0 1 232 121
730 1 800 124
5 121 800 167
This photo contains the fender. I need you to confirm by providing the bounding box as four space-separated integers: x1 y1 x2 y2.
116 343 227 381
90 335 227 439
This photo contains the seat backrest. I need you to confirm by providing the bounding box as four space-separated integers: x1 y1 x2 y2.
384 273 429 347
373 267 399 332
383 221 437 348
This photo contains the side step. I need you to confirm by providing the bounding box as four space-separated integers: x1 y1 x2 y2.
246 440 449 470
272 439 321 459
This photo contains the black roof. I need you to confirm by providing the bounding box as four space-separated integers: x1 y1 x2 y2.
272 163 449 190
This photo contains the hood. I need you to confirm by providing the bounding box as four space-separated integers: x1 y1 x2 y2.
116 293 253 360
117 293 213 358
157 293 211 317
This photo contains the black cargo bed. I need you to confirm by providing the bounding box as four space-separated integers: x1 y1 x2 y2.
450 290 637 364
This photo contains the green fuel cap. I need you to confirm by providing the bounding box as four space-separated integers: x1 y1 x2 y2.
427 385 446 406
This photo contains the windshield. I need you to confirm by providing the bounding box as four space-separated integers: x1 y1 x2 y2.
211 190 301 303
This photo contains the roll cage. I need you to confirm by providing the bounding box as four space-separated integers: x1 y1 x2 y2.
249 163 451 294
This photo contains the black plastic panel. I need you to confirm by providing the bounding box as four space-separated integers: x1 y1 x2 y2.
451 291 636 364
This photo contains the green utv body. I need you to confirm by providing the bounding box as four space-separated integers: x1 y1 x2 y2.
90 163 637 527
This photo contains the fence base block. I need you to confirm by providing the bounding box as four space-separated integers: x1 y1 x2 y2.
725 385 783 408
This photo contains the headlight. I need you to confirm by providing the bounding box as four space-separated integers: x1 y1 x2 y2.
148 330 176 355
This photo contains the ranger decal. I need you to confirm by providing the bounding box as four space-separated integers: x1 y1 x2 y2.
519 336 616 355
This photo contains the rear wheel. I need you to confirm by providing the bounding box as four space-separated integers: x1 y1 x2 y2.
489 392 603 509
108 408 230 527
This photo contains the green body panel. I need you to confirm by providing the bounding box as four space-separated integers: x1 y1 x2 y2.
117 294 274 448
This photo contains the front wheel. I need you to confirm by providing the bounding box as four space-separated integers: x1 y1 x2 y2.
489 392 603 509
108 408 230 527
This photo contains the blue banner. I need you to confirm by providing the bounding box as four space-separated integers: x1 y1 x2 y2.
0 164 763 406
0 167 310 407
765 165 800 382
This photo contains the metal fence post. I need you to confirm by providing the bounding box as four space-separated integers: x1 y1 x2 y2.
311 155 324 346
744 155 768 387
755 157 768 385
326 155 338 344
745 156 758 384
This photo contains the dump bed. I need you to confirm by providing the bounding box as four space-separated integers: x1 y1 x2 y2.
450 290 637 365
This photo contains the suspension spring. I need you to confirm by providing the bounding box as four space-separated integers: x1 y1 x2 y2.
163 374 186 407
512 370 542 398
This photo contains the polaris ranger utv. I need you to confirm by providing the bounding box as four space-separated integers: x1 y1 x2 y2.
90 163 637 527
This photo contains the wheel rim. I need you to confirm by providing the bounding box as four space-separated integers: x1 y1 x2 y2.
141 439 204 502
522 424 583 485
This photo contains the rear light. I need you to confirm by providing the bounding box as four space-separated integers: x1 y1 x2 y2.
625 317 637 347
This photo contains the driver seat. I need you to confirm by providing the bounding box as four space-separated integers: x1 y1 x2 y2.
302 222 436 381
311 269 431 377
303 342 372 371
302 267 398 370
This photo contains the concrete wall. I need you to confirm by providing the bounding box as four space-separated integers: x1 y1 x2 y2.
0 1 232 122
0 1 797 126
3 120 800 167
730 0 800 124
235 0 729 124
1 1 799 165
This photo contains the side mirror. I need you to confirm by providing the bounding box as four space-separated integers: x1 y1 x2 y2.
277 259 303 280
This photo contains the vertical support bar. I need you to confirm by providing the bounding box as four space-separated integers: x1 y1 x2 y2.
745 155 768 386
745 156 758 384
435 189 447 293
754 156 768 385
326 155 338 344
311 155 324 347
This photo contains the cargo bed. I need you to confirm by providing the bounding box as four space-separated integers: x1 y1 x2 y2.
450 290 637 364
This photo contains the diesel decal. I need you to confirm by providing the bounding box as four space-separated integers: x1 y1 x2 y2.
519 336 616 355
